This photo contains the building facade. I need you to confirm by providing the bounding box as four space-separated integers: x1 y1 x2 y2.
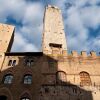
0 5 100 100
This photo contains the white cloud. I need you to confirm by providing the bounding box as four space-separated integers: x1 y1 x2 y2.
12 32 38 52
80 6 100 29
0 0 44 52
57 0 100 53
22 3 44 26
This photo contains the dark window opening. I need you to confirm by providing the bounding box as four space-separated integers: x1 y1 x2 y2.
25 59 34 67
44 87 49 93
8 60 12 66
49 43 62 48
12 60 16 66
8 60 16 66
73 88 77 94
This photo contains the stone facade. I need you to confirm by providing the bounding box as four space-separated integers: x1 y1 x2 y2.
0 5 100 100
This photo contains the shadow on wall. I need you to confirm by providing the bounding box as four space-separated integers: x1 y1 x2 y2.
0 52 93 100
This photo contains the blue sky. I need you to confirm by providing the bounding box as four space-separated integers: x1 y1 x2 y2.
0 0 100 54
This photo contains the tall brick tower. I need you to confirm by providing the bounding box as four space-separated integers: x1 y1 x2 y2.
0 24 15 52
42 5 67 54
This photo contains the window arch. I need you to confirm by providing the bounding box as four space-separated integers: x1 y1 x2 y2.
20 92 31 100
3 74 13 84
56 71 67 85
21 97 30 100
79 71 91 86
23 74 32 84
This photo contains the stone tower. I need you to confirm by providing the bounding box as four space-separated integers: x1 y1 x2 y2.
0 24 15 52
42 5 67 54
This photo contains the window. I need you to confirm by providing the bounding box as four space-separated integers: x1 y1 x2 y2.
25 59 34 67
8 60 12 66
49 43 62 48
56 71 67 85
80 71 91 86
8 60 16 66
24 74 32 84
21 97 30 100
44 87 49 93
3 74 13 84
12 60 16 66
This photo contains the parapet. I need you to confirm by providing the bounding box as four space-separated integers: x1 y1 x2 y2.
70 51 99 58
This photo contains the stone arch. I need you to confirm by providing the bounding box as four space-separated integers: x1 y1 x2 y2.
0 87 13 100
20 91 32 100
56 71 67 85
79 71 91 86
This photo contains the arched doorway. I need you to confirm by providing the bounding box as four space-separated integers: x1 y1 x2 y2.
0 95 7 100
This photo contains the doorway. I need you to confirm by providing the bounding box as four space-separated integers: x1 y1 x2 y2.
0 95 7 100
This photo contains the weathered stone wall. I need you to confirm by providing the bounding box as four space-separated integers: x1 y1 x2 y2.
0 52 100 100
0 24 14 52
42 5 67 54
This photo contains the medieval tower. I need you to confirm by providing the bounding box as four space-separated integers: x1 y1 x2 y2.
0 5 100 100
42 5 67 54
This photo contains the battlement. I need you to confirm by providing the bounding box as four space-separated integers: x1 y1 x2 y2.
48 50 100 58
71 51 99 58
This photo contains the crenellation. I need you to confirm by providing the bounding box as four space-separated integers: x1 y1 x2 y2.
81 51 87 57
71 51 78 57
90 51 97 57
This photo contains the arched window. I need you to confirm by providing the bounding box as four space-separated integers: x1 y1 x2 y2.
3 74 13 84
21 97 30 100
56 71 67 85
80 71 91 86
24 74 32 84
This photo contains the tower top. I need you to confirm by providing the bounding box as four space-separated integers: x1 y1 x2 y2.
42 5 67 55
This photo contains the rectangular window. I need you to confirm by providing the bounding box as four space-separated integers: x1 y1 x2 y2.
49 43 62 48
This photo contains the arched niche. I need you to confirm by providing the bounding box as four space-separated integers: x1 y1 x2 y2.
0 87 13 100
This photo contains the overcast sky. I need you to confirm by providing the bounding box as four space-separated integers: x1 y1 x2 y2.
0 0 100 54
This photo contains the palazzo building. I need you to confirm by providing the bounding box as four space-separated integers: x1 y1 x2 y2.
0 5 100 100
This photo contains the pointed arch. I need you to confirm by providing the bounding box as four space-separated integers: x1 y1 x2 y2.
20 91 31 100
